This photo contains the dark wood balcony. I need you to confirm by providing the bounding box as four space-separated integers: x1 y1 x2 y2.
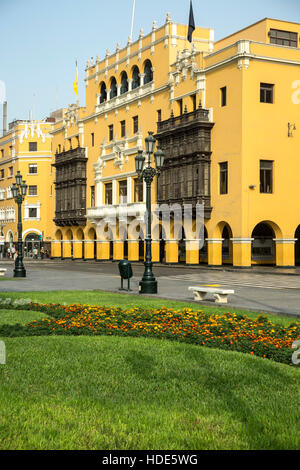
155 104 214 219
53 146 87 227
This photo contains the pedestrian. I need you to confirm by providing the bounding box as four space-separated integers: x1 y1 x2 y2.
7 247 10 259
33 247 38 260
11 245 15 259
40 247 45 260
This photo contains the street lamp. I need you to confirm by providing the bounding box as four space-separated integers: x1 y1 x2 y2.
135 131 165 294
12 171 27 277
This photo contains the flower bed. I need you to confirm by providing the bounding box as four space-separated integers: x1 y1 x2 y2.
0 300 299 366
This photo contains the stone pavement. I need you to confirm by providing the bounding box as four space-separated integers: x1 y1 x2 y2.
1 259 300 317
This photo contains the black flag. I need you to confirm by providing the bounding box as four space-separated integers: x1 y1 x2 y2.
187 0 195 43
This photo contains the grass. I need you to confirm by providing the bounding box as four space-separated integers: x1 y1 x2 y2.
0 290 298 326
0 309 47 325
0 291 299 450
0 334 299 450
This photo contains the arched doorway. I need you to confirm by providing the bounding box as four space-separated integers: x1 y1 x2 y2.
100 82 107 103
222 225 233 265
5 231 14 258
55 229 63 260
76 228 84 259
103 226 114 260
120 71 128 94
132 66 140 89
138 228 145 261
65 229 73 259
295 226 300 265
178 228 186 264
199 226 208 264
159 225 166 263
24 233 41 258
123 239 128 259
144 60 153 84
87 228 97 260
251 223 275 265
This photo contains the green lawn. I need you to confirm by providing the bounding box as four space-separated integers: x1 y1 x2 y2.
0 290 298 326
0 334 299 450
0 291 299 450
0 309 47 325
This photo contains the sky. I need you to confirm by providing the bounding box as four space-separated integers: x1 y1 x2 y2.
0 0 299 126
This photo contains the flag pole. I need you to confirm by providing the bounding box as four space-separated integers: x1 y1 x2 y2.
76 60 79 106
130 0 136 40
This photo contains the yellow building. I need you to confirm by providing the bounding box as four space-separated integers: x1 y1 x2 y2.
48 15 300 268
0 115 55 257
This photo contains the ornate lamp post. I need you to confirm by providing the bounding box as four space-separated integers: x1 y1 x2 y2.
11 171 27 278
135 131 165 294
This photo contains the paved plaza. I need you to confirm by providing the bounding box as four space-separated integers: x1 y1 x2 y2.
0 259 300 317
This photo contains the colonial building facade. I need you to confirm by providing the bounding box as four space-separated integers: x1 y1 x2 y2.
49 16 300 267
0 118 54 257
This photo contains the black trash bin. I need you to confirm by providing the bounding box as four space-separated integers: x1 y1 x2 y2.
118 260 133 291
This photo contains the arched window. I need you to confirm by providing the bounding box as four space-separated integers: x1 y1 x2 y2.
100 82 107 103
120 72 128 95
132 66 140 90
144 60 153 84
110 77 117 99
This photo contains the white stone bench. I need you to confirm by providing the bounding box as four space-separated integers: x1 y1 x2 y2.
188 286 234 304
0 269 7 276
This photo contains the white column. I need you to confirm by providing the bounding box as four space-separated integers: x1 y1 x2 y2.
139 73 145 87
112 180 117 205
96 180 103 206
127 176 132 204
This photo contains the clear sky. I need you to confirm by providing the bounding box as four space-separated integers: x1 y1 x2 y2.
0 0 299 126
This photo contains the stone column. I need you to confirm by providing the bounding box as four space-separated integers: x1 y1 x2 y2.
165 239 179 264
206 238 224 267
151 239 160 263
62 240 72 259
72 240 84 260
139 73 145 87
84 240 95 260
231 238 254 268
51 240 62 259
96 240 110 261
127 239 139 261
185 239 201 265
274 239 297 268
113 240 124 261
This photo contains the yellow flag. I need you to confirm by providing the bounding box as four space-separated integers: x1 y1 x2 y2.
73 61 78 96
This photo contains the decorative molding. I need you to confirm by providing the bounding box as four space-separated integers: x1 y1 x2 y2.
273 238 298 244
230 238 254 244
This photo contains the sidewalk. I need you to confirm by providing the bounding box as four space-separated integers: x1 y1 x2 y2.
1 259 300 316
2 258 300 277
